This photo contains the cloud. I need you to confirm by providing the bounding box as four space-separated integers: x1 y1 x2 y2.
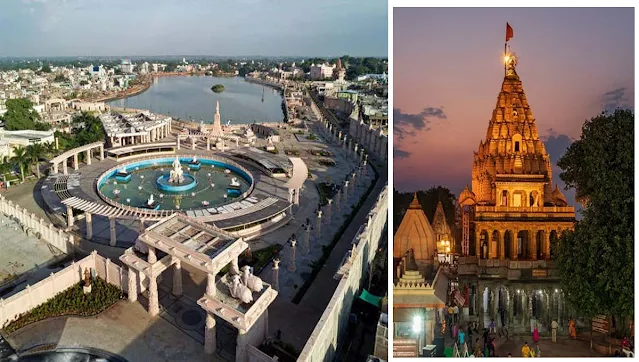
394 147 411 159
601 87 632 113
393 106 446 141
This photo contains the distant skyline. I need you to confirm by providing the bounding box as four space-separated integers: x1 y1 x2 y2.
394 7 634 211
1 0 387 57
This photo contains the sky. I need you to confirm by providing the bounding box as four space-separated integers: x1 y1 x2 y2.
393 7 635 210
0 0 387 57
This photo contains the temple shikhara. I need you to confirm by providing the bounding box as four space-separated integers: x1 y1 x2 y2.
393 40 577 357
457 49 576 335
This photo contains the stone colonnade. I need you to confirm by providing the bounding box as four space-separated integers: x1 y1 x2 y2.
474 226 564 261
473 282 567 333
111 122 172 146
51 143 105 175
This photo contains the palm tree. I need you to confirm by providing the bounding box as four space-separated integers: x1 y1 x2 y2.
44 141 57 157
26 143 46 179
0 156 12 180
11 146 28 182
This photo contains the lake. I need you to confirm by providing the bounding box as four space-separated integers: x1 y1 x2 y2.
107 76 284 124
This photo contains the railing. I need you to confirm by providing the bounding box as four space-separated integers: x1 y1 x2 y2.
475 205 576 213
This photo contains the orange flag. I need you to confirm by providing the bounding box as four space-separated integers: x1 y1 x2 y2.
506 22 514 42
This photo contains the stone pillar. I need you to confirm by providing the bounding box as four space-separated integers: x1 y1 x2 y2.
343 180 349 204
86 149 92 165
511 229 519 260
109 217 116 246
425 309 436 346
53 163 59 174
148 275 160 317
507 288 514 326
272 258 280 291
327 198 333 221
191 137 196 150
206 138 210 150
287 188 293 203
475 229 481 258
294 188 300 205
304 223 311 255
531 230 538 260
100 145 104 160
335 189 341 213
148 246 157 264
204 313 217 354
73 153 79 170
500 230 506 260
206 273 216 297
545 230 551 260
63 160 68 175
236 328 248 362
288 238 297 272
316 210 322 238
172 259 183 297
176 137 181 150
66 205 74 228
478 284 485 330
128 267 138 302
85 212 92 240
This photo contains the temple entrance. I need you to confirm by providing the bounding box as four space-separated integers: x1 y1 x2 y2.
517 230 531 259
536 231 545 259
504 230 513 260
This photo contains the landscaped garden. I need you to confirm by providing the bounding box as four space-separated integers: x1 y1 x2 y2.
317 182 338 206
2 277 124 334
318 159 336 167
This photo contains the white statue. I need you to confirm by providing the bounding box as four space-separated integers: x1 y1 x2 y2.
241 265 263 292
119 167 127 174
229 274 253 303
230 177 240 187
168 156 185 183
267 135 273 145
147 194 155 206
192 156 197 163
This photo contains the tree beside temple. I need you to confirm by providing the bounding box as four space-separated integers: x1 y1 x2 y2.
555 109 634 327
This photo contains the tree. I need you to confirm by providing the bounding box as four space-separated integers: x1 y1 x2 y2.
555 109 634 325
11 146 28 182
0 156 12 180
41 64 52 73
53 74 69 83
26 143 46 179
0 98 41 130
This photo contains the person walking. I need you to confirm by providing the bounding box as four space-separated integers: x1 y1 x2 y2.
551 319 559 342
453 304 459 324
489 318 496 335
521 342 531 358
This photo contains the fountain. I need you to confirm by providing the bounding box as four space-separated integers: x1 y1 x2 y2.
145 194 160 210
115 166 132 182
156 157 197 192
228 177 242 196
188 156 201 170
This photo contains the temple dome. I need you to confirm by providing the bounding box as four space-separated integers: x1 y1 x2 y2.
458 185 477 206
394 193 437 262
551 184 568 206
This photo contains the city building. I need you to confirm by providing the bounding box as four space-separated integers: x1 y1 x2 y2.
100 111 172 147
120 59 135 74
0 129 56 158
309 62 336 80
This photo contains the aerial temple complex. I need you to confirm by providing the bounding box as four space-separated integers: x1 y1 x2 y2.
456 51 576 335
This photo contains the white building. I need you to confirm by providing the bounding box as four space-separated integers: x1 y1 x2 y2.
0 129 56 158
120 59 135 74
310 63 336 80
100 111 172 147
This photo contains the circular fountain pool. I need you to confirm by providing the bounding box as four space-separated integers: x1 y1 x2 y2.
97 157 252 211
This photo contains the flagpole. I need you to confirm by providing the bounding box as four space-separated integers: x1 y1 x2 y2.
504 42 507 76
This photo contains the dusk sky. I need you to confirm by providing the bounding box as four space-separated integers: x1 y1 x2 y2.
393 7 634 209
0 0 387 57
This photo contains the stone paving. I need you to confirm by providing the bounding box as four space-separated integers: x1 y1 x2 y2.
5 300 223 362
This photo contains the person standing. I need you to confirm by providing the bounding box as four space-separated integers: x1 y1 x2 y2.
569 318 577 339
521 342 531 358
459 326 466 347
489 318 496 334
535 344 541 357
453 304 459 324
551 319 559 342
532 320 540 343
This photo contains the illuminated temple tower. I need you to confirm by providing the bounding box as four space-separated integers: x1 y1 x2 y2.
456 49 576 334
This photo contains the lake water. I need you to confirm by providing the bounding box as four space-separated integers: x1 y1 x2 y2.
107 76 284 124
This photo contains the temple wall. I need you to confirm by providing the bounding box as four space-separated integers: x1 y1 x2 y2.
0 251 128 328
0 195 73 254
298 186 388 362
